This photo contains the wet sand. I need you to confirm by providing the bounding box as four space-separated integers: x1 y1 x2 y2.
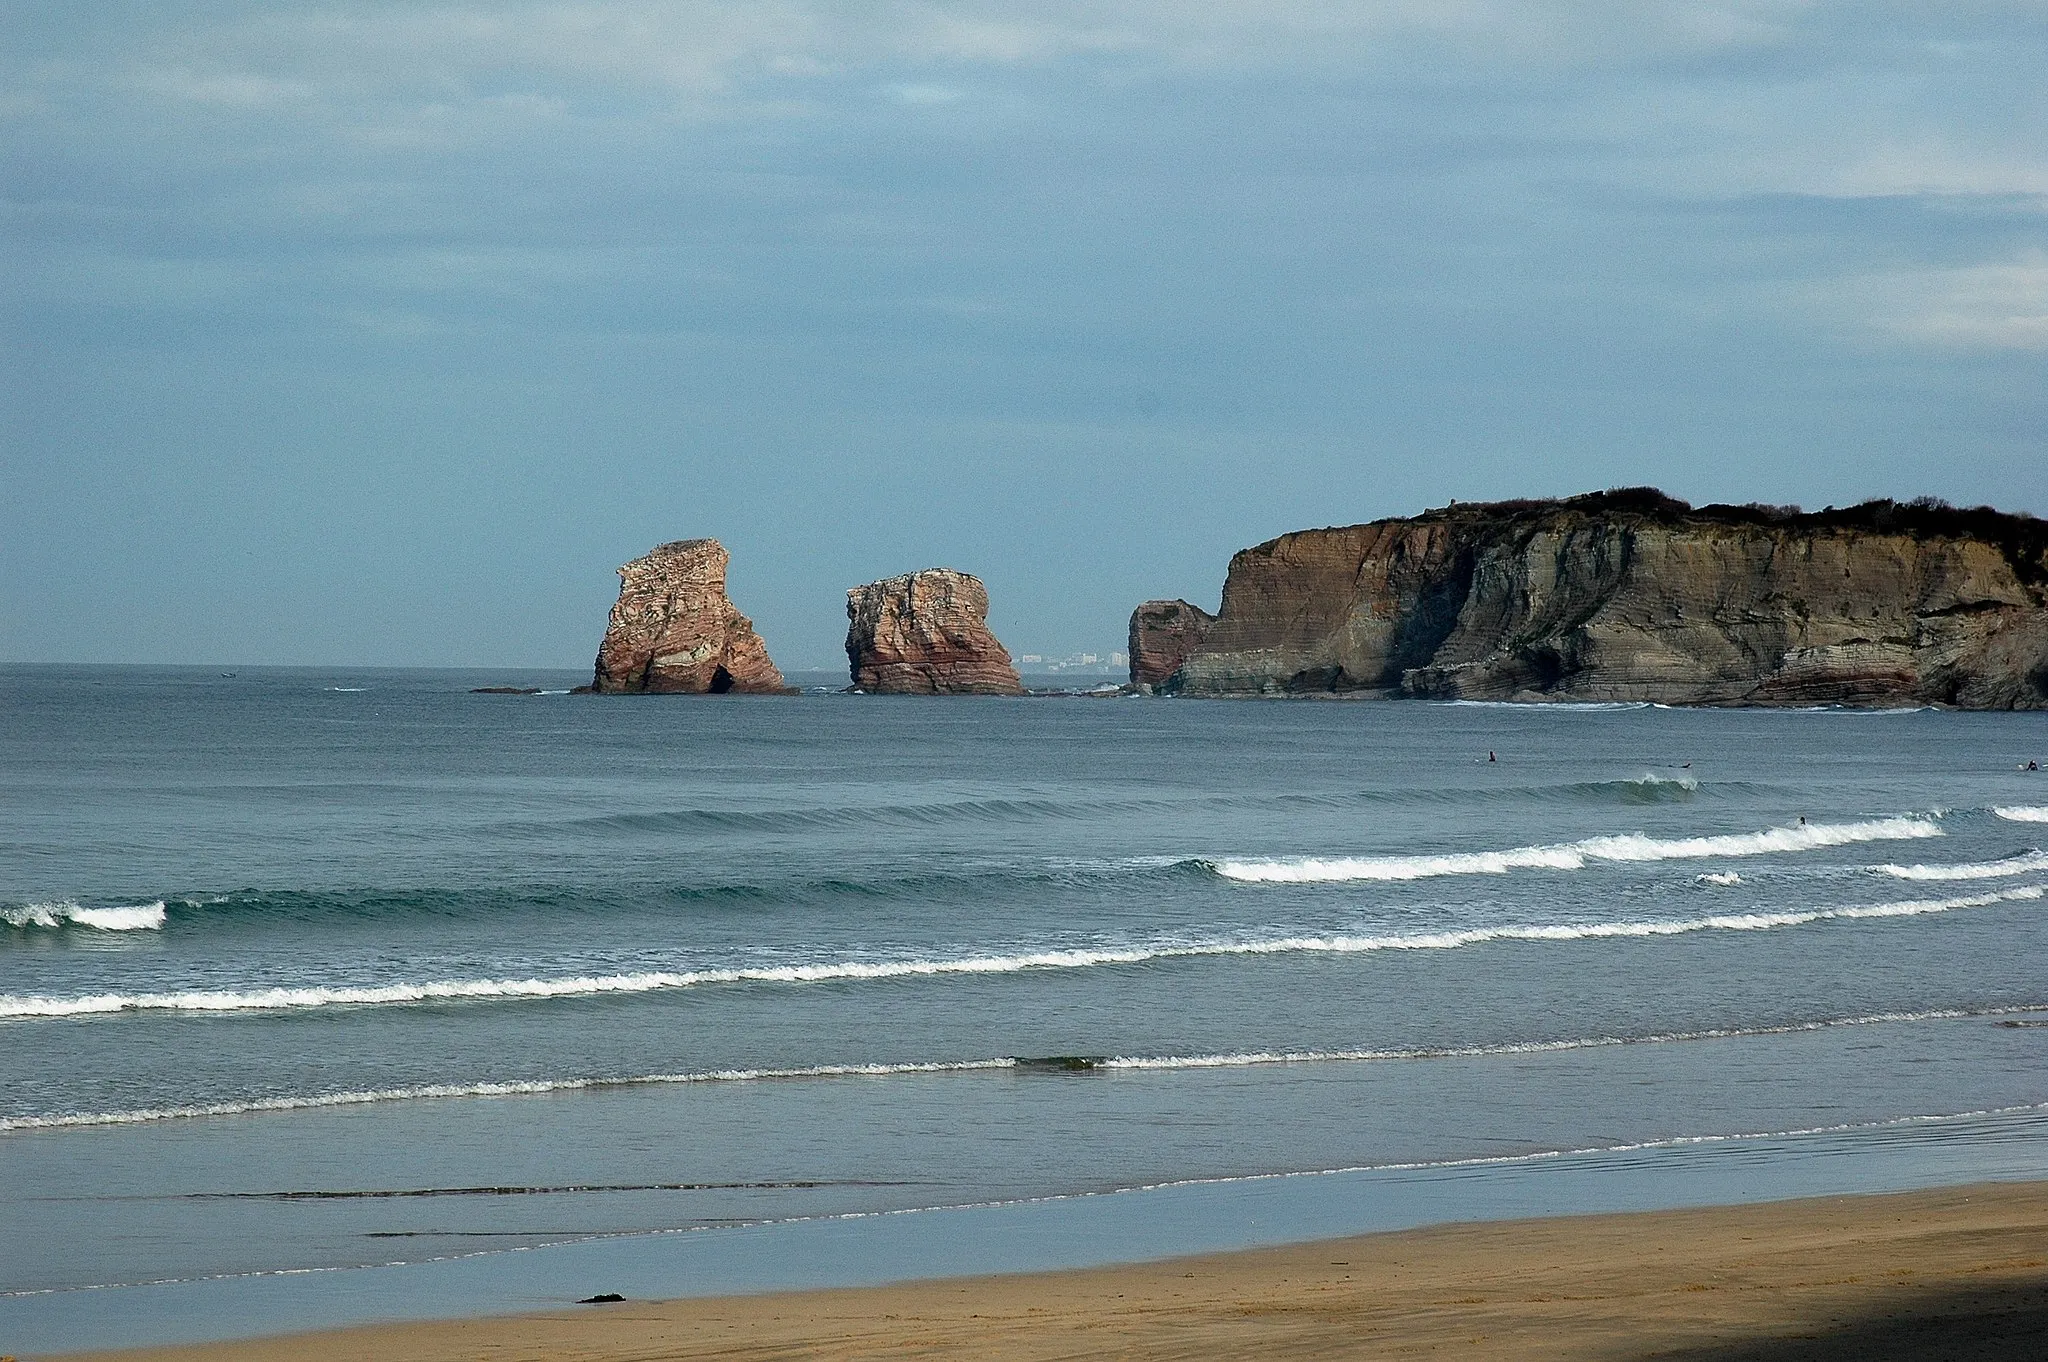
60 1180 2048 1361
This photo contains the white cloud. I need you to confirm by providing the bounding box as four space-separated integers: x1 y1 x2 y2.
882 83 963 105
1845 253 2048 350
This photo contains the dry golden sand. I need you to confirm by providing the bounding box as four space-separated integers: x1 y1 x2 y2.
63 1180 2048 1362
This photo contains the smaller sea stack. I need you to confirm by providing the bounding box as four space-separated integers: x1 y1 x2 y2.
845 569 1024 695
1128 599 1216 690
592 539 790 694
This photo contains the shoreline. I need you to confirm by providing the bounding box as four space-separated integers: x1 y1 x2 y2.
14 1097 2048 1357
59 1179 2048 1361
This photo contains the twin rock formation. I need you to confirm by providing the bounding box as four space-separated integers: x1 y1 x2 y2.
1130 490 2048 708
591 541 1019 696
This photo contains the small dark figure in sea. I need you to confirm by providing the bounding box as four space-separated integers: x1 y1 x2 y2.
1488 751 1497 763
2026 760 2041 771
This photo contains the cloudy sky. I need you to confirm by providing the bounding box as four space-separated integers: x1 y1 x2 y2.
5 2 2044 669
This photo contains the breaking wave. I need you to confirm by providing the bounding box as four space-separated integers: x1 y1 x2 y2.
9 1004 2036 1131
1876 850 2048 881
3 883 2034 1022
1 901 167 932
1696 872 1743 886
1210 815 1941 883
1994 806 2048 824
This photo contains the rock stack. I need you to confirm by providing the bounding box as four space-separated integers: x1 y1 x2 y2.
591 539 791 694
1127 599 1216 691
845 569 1024 695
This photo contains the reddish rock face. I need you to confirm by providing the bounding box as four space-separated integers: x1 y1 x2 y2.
845 569 1024 695
1128 599 1216 689
592 539 790 694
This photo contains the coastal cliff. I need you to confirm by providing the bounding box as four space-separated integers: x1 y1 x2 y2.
1160 490 2048 708
591 539 790 694
846 569 1025 695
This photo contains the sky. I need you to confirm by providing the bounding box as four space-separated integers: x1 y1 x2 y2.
4 2 2045 670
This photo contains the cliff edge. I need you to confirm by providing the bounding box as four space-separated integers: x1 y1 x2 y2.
846 569 1024 695
1161 490 2048 708
591 539 790 694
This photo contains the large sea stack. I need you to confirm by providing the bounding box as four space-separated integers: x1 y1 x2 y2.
591 539 791 694
846 569 1025 695
1128 599 1216 690
1157 490 2048 708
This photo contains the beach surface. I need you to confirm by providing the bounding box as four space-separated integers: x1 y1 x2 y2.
61 1180 2048 1362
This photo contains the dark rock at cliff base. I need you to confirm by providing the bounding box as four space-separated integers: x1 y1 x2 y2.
592 539 791 694
1128 599 1216 689
846 569 1024 695
1161 490 2048 709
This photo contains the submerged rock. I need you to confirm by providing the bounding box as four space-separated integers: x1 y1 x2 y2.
591 539 791 694
1128 599 1216 690
845 569 1024 695
1158 490 2048 709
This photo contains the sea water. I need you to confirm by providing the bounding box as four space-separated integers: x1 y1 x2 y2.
3 665 2047 1348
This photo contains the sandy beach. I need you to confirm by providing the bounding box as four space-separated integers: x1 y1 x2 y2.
58 1179 2048 1362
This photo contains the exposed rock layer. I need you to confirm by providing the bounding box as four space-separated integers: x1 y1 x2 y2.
592 539 790 694
1128 599 1217 689
846 569 1024 695
1165 490 2048 708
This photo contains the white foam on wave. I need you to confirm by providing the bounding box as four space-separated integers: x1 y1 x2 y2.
10 1005 2038 1132
1994 805 2048 823
1441 700 1652 711
1696 872 1743 886
1212 815 1941 883
0 1059 1017 1131
1876 850 2048 881
1 901 167 932
3 883 2034 1023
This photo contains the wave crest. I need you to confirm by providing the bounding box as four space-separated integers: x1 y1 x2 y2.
1993 805 2048 823
10 1004 2039 1131
2 883 2033 1023
1210 815 1941 884
1 901 167 932
1877 850 2048 881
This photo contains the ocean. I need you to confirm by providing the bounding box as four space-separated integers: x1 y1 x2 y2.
4 665 2048 1350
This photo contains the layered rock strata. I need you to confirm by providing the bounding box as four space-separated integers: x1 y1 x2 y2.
591 539 790 694
1161 490 2048 709
1128 599 1216 690
846 569 1025 695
